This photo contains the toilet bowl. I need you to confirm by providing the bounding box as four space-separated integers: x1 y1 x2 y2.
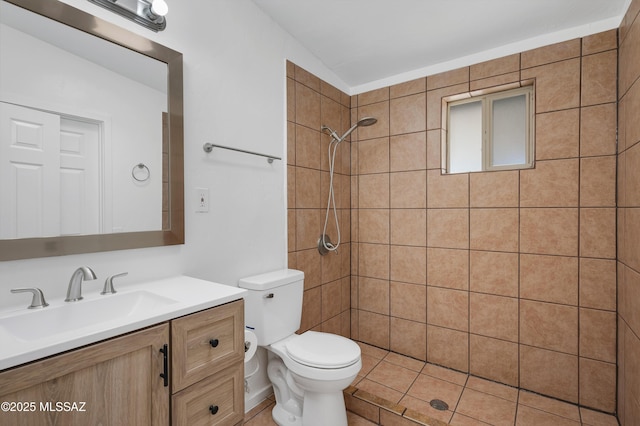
267 332 361 426
239 269 362 426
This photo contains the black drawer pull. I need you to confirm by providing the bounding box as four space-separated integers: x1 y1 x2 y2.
209 339 219 348
209 405 219 415
159 344 169 387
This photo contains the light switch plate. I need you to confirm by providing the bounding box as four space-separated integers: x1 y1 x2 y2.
195 187 209 212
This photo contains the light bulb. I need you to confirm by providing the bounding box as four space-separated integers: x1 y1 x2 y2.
151 0 168 17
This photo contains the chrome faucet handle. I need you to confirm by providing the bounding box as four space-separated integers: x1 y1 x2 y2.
101 272 128 295
11 287 49 309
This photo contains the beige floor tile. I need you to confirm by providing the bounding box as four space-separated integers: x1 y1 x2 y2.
515 405 580 426
449 413 493 425
346 392 382 424
367 360 420 393
579 407 619 426
245 398 274 421
358 341 390 359
360 353 385 376
407 374 464 409
456 388 517 426
379 409 424 426
466 376 518 402
356 378 405 404
244 402 277 426
518 389 580 421
421 363 469 386
347 410 379 425
384 351 426 372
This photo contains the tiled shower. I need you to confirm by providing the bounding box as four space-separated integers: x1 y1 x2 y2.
288 5 640 422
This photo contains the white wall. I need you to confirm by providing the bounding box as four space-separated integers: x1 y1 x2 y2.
164 0 347 285
0 0 344 311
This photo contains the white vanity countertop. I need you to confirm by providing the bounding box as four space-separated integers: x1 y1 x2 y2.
0 276 246 371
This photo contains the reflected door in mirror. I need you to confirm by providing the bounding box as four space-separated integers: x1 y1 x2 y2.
0 103 101 238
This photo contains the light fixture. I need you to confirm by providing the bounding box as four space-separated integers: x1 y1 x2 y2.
87 0 168 32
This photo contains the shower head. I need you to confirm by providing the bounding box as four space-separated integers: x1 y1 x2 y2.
340 116 377 141
357 117 377 127
320 116 378 143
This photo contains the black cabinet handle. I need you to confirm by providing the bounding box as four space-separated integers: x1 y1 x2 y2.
209 405 219 415
209 338 219 348
159 344 168 387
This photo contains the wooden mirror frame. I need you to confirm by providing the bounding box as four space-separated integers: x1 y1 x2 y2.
0 0 184 261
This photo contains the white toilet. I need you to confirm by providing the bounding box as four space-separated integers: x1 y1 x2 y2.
239 269 361 426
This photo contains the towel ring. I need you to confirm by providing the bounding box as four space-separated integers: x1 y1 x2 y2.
132 163 150 182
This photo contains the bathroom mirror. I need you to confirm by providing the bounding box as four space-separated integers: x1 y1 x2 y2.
0 0 184 260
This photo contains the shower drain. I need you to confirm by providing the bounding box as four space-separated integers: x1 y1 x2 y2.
429 399 449 411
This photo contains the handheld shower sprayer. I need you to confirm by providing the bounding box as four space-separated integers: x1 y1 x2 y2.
318 117 377 256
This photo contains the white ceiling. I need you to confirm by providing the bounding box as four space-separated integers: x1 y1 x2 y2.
251 0 630 93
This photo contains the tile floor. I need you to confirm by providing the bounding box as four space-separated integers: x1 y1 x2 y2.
244 342 620 426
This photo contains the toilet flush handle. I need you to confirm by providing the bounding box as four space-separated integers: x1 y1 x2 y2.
264 293 274 299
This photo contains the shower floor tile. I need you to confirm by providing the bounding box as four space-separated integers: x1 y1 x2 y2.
243 342 619 426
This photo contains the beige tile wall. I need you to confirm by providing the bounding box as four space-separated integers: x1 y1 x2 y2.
286 62 352 337
350 31 618 412
617 0 640 424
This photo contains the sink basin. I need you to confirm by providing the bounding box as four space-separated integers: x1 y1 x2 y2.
0 275 247 371
0 290 178 342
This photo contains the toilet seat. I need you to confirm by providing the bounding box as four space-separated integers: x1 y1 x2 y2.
285 331 360 369
269 332 362 381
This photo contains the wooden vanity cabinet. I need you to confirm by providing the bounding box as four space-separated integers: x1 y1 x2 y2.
0 324 170 426
171 299 245 426
0 299 245 426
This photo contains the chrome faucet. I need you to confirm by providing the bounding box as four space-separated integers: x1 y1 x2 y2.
65 266 97 302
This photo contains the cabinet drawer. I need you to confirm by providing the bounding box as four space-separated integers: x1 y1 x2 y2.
171 299 244 392
172 363 243 426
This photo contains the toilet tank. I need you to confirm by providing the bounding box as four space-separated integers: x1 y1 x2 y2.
238 269 304 346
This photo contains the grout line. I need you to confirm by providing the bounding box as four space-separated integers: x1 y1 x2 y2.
513 383 521 425
467 171 471 378
388 103 392 354
577 39 583 410
517 147 522 392
449 373 471 420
